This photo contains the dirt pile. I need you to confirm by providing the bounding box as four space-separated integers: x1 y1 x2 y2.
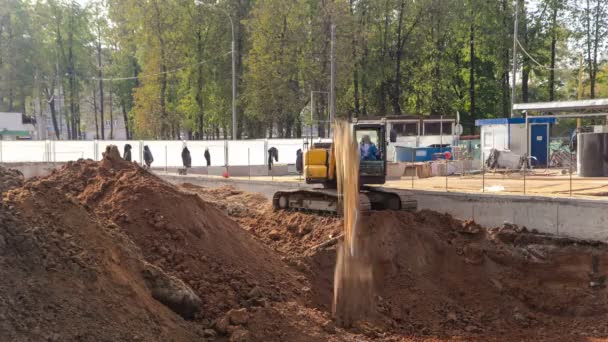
181 183 267 219
194 186 608 341
0 165 23 193
179 183 342 257
38 150 305 321
2 149 348 342
0 178 200 341
310 210 608 340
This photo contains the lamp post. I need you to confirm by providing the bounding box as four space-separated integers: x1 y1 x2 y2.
194 0 237 140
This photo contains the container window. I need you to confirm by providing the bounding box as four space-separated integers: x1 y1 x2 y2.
392 123 418 136
424 122 452 135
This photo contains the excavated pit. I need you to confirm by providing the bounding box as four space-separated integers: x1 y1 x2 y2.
187 184 608 341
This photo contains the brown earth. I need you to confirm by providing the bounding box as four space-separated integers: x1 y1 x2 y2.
188 184 608 341
2 144 608 341
0 175 201 341
0 165 23 193
35 149 308 322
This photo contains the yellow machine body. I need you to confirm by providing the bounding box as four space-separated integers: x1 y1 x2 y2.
304 145 336 184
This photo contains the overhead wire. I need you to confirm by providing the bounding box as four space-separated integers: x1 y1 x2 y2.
0 50 233 84
516 38 568 71
90 50 233 82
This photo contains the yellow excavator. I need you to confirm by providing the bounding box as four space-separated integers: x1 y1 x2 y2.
272 122 417 214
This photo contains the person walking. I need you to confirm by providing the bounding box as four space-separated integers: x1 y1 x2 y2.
123 144 132 162
204 148 211 167
268 146 278 170
143 145 154 169
181 146 192 168
296 149 303 174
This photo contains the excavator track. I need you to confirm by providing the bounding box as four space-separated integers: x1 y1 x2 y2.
363 186 418 211
272 187 415 216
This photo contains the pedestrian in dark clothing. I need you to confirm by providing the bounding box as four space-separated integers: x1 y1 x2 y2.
143 145 154 169
123 144 132 162
181 147 192 168
204 148 211 166
296 149 303 174
268 147 278 170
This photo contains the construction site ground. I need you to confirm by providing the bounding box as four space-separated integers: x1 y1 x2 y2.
187 169 608 199
2 154 608 342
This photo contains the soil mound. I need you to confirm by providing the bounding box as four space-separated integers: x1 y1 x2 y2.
309 210 608 340
198 186 608 341
179 184 343 257
0 180 200 341
0 165 23 193
38 151 304 320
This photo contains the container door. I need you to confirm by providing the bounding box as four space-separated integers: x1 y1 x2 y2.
530 124 548 167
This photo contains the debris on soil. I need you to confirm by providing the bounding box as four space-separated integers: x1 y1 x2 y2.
0 165 23 193
142 262 202 319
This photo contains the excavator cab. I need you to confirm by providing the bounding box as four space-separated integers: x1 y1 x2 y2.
305 123 387 187
354 123 386 185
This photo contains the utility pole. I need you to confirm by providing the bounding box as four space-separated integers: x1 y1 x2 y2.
577 52 583 129
232 39 236 140
329 24 336 136
511 0 519 118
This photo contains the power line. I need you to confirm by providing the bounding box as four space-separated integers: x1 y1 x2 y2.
0 51 232 84
516 38 567 71
91 50 232 82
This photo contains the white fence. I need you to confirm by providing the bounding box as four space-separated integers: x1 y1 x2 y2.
0 139 308 168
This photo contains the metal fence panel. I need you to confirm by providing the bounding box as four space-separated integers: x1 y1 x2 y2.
185 140 226 167
267 139 306 164
52 141 95 161
0 141 47 162
228 140 265 166
142 140 184 168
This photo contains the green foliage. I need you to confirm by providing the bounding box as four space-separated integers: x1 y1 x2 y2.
1 0 607 139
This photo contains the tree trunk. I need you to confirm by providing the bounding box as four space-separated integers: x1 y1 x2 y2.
121 100 130 140
501 0 510 117
196 28 204 140
109 81 114 139
469 21 475 132
92 87 99 139
392 0 406 115
521 0 529 103
590 0 601 99
350 0 360 117
585 0 594 99
549 3 558 101
97 33 105 139
46 87 61 140
152 0 169 138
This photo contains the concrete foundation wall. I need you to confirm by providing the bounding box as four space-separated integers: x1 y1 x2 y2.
160 174 608 241
146 164 294 177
